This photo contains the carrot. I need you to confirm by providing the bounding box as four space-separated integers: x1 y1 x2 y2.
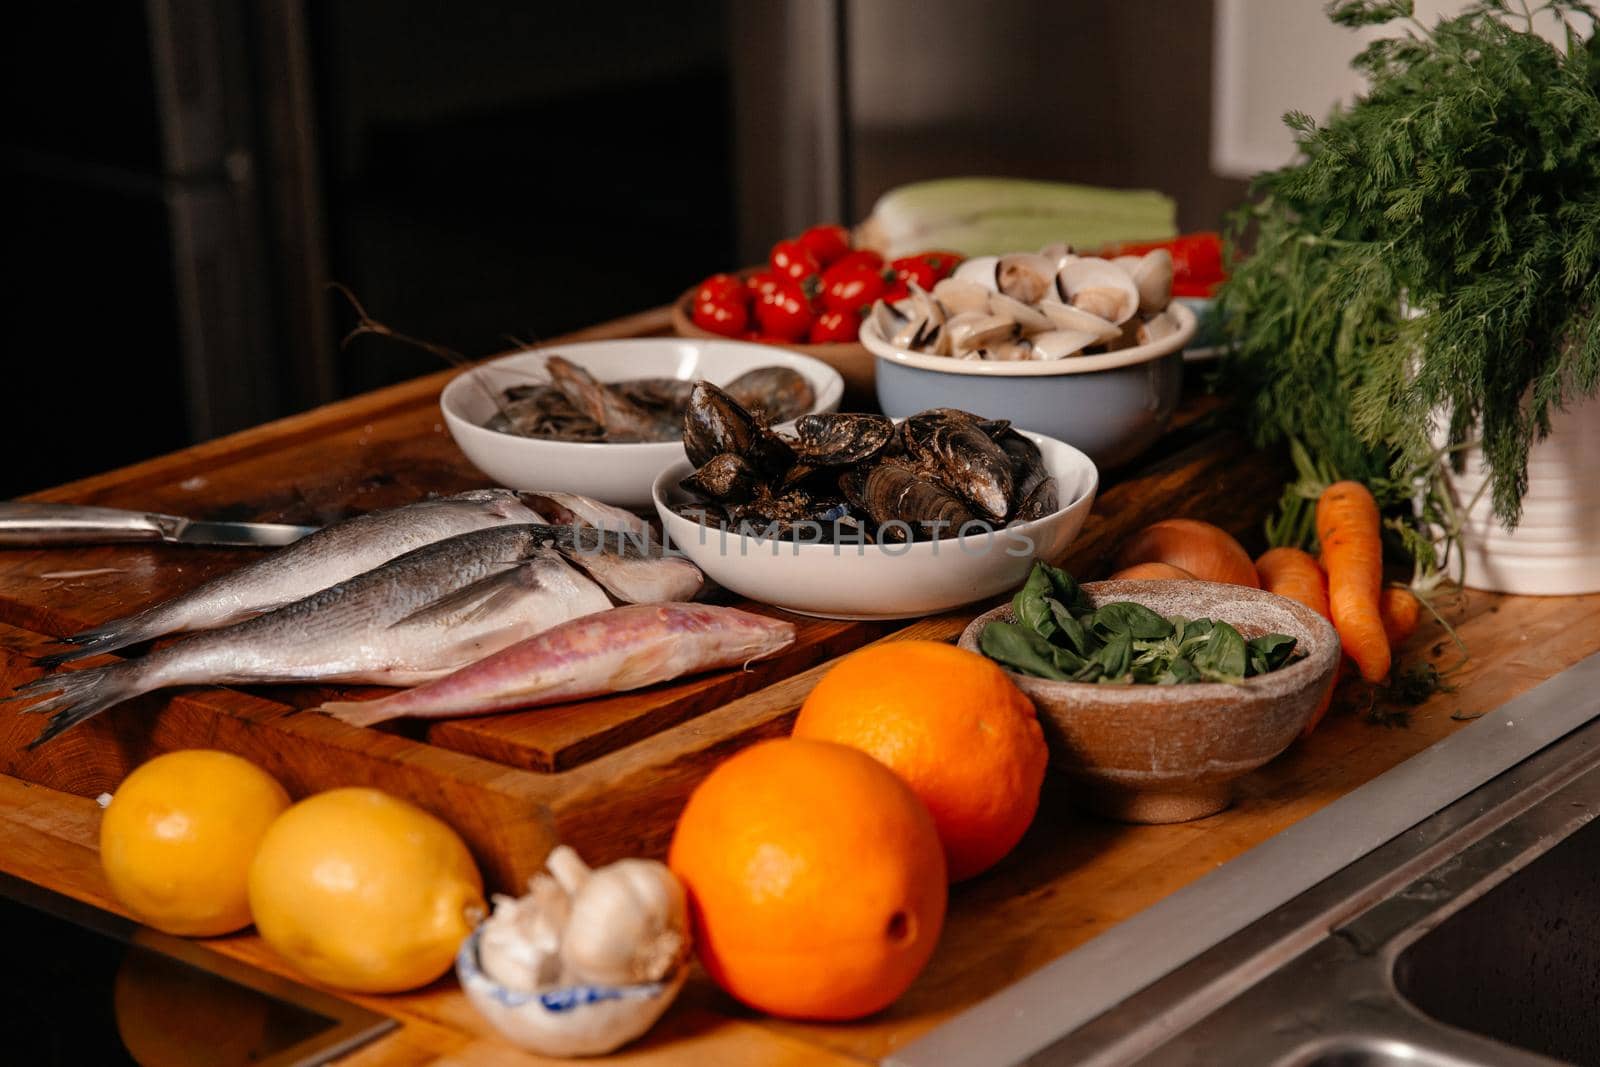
1316 481 1390 683
1253 547 1338 737
1302 662 1344 738
1114 519 1260 588
1380 586 1421 647
1109 561 1197 581
1253 547 1330 618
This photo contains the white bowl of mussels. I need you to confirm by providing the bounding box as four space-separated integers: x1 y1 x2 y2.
860 249 1197 468
441 339 844 509
652 403 1100 620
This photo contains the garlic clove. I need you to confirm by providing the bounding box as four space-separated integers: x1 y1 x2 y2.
545 844 592 896
478 879 570 993
560 858 689 987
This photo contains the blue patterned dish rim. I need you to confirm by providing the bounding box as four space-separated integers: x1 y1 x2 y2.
455 927 670 1012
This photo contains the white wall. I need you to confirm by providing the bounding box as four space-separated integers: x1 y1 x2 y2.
1210 0 1588 178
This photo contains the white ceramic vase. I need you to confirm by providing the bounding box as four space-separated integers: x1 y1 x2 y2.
1438 392 1600 595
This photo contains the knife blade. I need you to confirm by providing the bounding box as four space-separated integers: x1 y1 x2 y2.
0 502 318 548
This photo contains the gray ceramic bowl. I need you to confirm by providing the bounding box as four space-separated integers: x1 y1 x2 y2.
862 301 1195 469
958 579 1340 824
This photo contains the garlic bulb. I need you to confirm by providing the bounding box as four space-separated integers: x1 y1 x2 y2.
459 844 692 1058
476 872 570 992
560 855 689 986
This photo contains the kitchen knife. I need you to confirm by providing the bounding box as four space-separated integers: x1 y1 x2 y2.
0 502 318 548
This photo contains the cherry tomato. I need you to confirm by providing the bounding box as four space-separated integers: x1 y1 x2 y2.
755 281 815 341
769 239 821 284
882 280 909 304
821 264 889 314
694 273 745 306
692 295 748 337
1170 232 1225 288
1101 232 1226 294
809 308 860 344
824 249 884 278
890 255 939 292
796 224 851 268
745 270 785 303
913 250 963 280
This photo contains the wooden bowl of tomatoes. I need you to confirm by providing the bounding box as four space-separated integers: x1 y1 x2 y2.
672 223 961 407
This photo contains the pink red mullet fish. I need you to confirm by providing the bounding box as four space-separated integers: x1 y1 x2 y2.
316 602 795 726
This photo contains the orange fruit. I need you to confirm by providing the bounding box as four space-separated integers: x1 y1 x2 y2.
668 738 946 1020
793 640 1047 882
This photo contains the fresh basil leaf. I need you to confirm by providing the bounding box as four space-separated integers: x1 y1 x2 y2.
1130 655 1165 684
980 621 1071 680
1246 633 1299 675
996 565 1300 688
1089 602 1174 642
1011 578 1056 641
1038 562 1093 614
1193 620 1248 680
1094 630 1133 679
1048 598 1090 654
1158 657 1202 685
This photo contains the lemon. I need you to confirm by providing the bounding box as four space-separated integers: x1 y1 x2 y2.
247 787 485 993
100 749 290 937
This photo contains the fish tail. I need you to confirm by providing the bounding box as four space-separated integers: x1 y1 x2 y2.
316 696 404 728
11 661 154 748
37 610 164 667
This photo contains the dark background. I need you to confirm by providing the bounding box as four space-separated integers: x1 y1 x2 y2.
4 0 1244 499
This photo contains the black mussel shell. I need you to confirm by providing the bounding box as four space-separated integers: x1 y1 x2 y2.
901 418 1013 523
791 412 896 466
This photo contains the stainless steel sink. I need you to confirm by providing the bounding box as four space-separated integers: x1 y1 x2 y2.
893 653 1600 1067
1394 818 1599 1064
1084 731 1600 1067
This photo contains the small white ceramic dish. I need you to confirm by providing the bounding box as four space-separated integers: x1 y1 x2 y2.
456 927 685 1058
652 430 1099 620
441 339 843 509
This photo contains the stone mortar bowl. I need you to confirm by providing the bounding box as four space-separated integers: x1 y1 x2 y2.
958 579 1341 824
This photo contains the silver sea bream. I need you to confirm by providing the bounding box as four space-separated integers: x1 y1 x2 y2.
39 489 542 665
11 522 703 746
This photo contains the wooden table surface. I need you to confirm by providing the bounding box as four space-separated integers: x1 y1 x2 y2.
3 307 1598 1066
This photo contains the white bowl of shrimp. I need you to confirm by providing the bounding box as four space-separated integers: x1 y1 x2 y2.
441 339 843 509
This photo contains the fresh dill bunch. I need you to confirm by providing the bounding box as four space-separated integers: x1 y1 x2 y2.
1219 0 1600 540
